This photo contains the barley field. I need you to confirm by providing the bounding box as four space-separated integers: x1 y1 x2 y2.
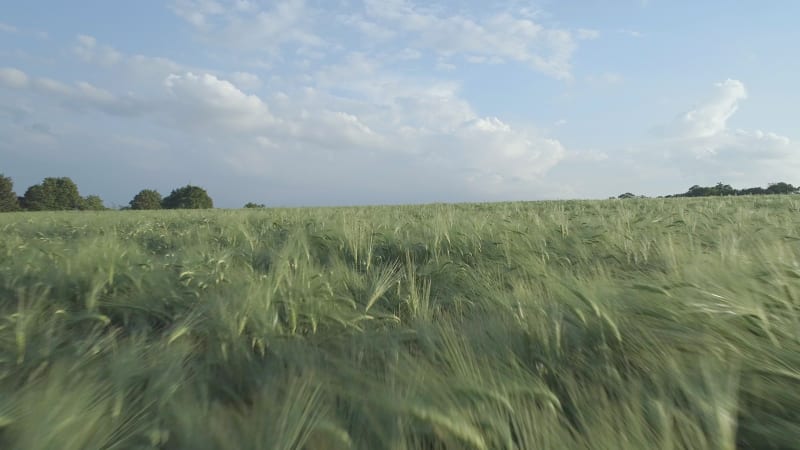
1 197 799 449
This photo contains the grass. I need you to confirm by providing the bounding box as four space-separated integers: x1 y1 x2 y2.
0 196 799 449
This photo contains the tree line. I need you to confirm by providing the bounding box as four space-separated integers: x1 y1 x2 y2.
0 174 215 212
3 173 798 213
616 182 799 199
665 182 799 197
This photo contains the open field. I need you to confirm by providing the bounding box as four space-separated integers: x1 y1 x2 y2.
1 197 799 449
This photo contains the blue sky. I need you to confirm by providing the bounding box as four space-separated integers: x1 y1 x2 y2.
1 0 799 207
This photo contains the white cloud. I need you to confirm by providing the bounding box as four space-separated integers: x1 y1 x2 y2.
617 29 643 38
72 35 250 93
666 79 746 140
0 67 29 88
169 0 225 27
235 1 324 50
396 48 422 60
577 28 600 40
650 79 800 184
73 34 122 66
453 117 566 185
147 56 568 199
165 1 585 80
7 25 574 205
0 22 48 39
76 82 117 103
163 72 274 131
125 55 185 83
435 59 456 71
0 23 18 33
76 34 96 47
73 35 179 85
360 1 580 79
168 0 324 54
552 78 800 200
2 67 148 116
303 55 567 194
32 77 73 96
288 109 387 151
73 35 182 74
337 15 397 41
230 71 261 90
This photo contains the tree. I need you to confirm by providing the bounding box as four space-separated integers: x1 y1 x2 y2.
617 192 636 199
244 202 266 208
0 174 20 212
711 182 735 196
21 185 45 210
685 185 711 197
766 182 798 195
738 187 766 196
162 185 213 209
129 189 163 210
80 195 106 211
21 177 83 211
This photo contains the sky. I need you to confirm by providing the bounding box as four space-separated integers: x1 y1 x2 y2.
1 0 799 208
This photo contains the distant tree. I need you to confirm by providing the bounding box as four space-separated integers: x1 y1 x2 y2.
244 202 266 208
21 177 83 211
712 182 735 196
162 185 213 209
79 195 106 211
681 183 732 197
738 187 766 196
685 185 711 197
766 182 798 195
0 174 20 212
671 181 799 198
129 189 163 210
617 192 636 199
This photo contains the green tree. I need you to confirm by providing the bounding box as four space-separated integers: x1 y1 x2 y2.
0 174 20 212
21 185 45 210
738 187 766 196
712 182 735 196
79 195 106 211
21 177 83 211
684 185 704 197
162 185 213 209
766 182 798 195
129 189 163 210
244 202 266 208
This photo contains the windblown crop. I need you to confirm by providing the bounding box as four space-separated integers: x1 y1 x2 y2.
1 197 798 449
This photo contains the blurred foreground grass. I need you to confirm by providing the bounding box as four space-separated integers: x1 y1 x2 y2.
1 196 799 449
